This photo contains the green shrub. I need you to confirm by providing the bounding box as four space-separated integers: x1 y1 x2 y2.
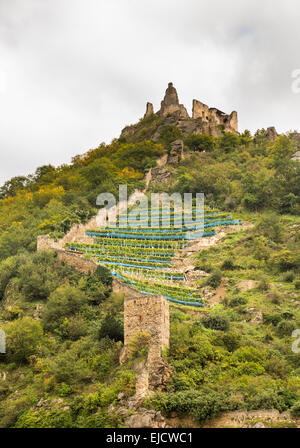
246 390 292 413
204 270 222 289
42 284 89 332
229 297 248 307
221 259 236 270
184 134 214 152
214 332 241 352
15 409 73 428
255 212 282 243
265 358 288 379
235 362 265 376
276 320 296 337
93 265 113 288
219 133 240 153
263 313 282 326
158 125 182 149
267 290 282 304
231 346 264 364
257 276 269 291
98 313 124 342
127 331 151 358
50 337 98 384
202 314 230 332
272 250 300 272
4 317 43 363
282 271 295 283
80 275 109 304
146 389 227 422
65 314 89 341
56 383 73 397
290 400 300 417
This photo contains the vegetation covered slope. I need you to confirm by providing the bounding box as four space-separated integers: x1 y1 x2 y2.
0 118 300 427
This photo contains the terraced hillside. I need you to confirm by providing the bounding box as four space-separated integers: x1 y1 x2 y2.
65 207 242 307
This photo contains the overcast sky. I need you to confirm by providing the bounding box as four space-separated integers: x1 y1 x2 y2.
0 0 300 185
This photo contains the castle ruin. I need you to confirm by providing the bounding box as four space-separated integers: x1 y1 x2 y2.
122 82 238 139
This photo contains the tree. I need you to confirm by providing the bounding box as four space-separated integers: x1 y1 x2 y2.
202 314 230 331
98 314 124 342
4 317 43 362
184 134 214 152
158 125 182 149
42 284 89 332
255 212 282 243
93 265 113 288
0 176 30 199
219 133 240 153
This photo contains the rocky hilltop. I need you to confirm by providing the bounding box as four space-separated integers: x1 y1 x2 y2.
121 82 238 140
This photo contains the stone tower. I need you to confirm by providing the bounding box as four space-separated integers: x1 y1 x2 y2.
113 279 170 364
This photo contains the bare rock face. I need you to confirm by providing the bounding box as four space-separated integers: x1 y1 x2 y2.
167 139 184 165
144 102 154 118
125 409 167 428
266 126 278 141
150 167 172 184
159 82 189 118
170 139 184 157
161 82 179 109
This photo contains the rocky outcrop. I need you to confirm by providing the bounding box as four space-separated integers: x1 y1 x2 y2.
149 167 172 184
120 82 239 140
266 126 278 141
167 139 184 165
144 102 154 118
159 82 189 119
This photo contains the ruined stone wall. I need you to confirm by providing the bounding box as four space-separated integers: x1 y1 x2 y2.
192 99 210 120
56 250 97 274
127 83 239 140
37 234 60 251
37 236 97 274
192 100 238 133
228 111 238 132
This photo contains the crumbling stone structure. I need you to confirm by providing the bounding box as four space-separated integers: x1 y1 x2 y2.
122 82 238 139
114 278 170 393
37 236 97 274
113 279 170 364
